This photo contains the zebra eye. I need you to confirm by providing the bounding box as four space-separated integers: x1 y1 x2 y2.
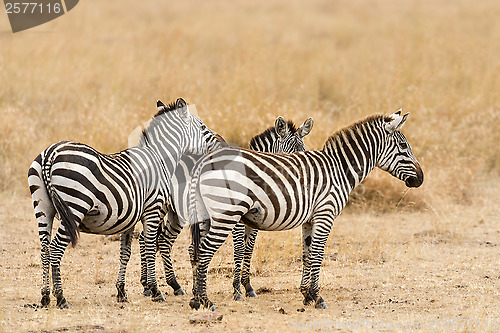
399 141 408 149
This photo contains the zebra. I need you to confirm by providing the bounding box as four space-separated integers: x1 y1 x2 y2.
137 116 314 298
188 110 424 310
27 98 222 309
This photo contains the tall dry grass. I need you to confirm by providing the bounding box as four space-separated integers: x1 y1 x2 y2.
1 0 500 211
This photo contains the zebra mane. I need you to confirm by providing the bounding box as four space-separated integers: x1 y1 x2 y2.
249 120 298 147
139 99 181 146
153 100 179 118
323 114 392 150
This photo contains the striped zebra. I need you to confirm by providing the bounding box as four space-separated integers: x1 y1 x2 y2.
137 116 314 298
188 110 424 310
27 98 222 309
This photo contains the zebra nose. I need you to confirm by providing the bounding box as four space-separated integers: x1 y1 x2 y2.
405 163 423 188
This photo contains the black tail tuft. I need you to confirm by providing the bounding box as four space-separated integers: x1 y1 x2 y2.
190 223 201 263
51 190 79 247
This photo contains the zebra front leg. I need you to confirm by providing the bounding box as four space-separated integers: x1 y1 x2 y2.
241 225 259 298
306 220 333 309
49 226 74 309
116 230 133 302
138 231 151 296
158 211 186 295
231 222 245 301
143 215 165 302
300 222 314 305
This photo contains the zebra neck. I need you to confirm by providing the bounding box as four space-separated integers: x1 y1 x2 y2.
145 143 182 178
322 128 380 192
138 115 186 178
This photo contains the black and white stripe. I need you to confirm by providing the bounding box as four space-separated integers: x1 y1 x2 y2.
27 98 221 308
188 110 424 310
138 116 314 297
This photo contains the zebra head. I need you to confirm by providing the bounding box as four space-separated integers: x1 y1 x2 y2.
273 116 314 153
155 98 224 156
377 110 423 188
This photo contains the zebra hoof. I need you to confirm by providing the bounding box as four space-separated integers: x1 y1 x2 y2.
143 287 152 297
233 293 243 301
40 295 50 308
117 295 129 303
56 297 69 309
303 294 315 306
189 298 201 310
152 293 166 302
202 299 215 311
314 297 328 309
246 290 257 298
174 288 186 296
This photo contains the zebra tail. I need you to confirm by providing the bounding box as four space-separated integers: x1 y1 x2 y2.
41 156 79 247
190 220 201 263
188 156 205 263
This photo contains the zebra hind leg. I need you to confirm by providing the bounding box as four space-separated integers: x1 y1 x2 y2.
40 241 51 307
190 219 238 311
189 218 210 299
231 223 245 301
241 225 259 298
49 224 80 309
29 161 55 307
116 229 134 302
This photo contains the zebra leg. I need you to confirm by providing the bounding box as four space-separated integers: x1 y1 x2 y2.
143 214 165 302
306 221 333 309
116 229 133 302
138 231 151 296
300 222 314 305
158 211 186 296
190 219 238 311
241 225 258 298
231 222 245 301
29 160 56 307
189 219 210 298
49 224 78 309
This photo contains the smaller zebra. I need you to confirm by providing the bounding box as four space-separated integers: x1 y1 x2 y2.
188 110 423 310
138 116 314 297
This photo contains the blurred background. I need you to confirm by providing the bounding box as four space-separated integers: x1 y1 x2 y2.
1 0 500 212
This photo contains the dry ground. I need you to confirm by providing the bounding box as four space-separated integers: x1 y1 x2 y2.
0 181 498 332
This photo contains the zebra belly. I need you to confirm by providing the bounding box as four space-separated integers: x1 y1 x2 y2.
80 210 136 235
243 206 309 231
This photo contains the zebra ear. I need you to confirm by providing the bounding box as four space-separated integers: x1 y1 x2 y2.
157 100 165 111
298 117 314 138
275 116 289 138
176 98 190 119
385 109 409 133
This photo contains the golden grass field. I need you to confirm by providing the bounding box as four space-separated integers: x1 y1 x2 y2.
0 0 499 331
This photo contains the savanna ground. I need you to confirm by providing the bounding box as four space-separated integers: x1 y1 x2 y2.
0 0 499 331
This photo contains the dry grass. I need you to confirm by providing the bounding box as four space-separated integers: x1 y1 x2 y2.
1 0 500 331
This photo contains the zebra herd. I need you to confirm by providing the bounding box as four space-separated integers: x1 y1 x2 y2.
28 98 423 311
